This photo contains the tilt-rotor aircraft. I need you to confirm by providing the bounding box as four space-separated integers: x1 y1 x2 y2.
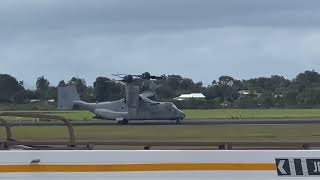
58 73 185 124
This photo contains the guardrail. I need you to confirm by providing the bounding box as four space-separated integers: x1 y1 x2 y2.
3 140 319 150
0 112 76 148
0 117 12 149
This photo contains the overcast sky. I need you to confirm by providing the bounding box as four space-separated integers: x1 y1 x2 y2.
1 0 320 89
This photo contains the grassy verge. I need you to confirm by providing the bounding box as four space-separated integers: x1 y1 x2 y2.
50 111 94 121
185 109 320 119
0 103 57 111
2 125 320 142
52 109 320 120
3 109 320 121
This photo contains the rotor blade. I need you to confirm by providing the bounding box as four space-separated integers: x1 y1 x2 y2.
111 74 129 78
103 79 126 85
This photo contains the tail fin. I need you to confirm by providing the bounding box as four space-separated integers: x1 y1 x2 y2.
58 85 80 110
126 85 140 119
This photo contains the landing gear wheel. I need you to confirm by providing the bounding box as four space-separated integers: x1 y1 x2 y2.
118 119 129 125
175 118 182 125
123 119 129 125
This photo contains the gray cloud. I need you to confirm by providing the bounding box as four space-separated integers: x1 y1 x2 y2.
1 0 320 33
0 0 320 88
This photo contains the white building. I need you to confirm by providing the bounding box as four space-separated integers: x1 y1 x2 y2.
238 90 261 98
174 93 206 101
29 99 55 103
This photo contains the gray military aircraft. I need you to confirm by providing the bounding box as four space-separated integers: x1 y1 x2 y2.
58 73 185 124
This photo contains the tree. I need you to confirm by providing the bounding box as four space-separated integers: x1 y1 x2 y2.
234 96 259 108
295 70 320 84
258 91 274 108
283 89 299 107
47 86 58 101
212 80 217 86
204 86 219 100
93 77 124 102
0 74 25 102
58 80 66 87
166 77 181 91
94 77 109 102
215 76 239 102
157 85 176 99
180 78 193 90
296 87 320 107
218 76 235 86
68 77 88 100
36 76 50 100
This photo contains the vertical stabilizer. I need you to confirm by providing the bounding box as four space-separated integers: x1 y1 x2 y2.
126 85 140 119
58 85 80 110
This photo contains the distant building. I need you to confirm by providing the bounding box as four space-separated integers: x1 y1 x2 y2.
238 90 251 96
174 93 206 101
273 93 284 98
47 99 55 103
29 99 55 103
238 90 261 98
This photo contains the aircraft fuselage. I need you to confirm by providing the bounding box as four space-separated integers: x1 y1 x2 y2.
73 98 185 121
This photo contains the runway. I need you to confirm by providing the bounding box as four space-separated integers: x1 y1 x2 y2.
7 118 320 127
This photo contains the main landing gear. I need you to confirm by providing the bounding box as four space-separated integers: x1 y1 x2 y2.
116 118 129 125
175 118 183 125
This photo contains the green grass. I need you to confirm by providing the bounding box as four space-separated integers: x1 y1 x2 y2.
0 111 95 121
0 103 57 111
50 111 95 121
1 109 320 143
2 125 320 142
3 109 320 121
54 109 320 120
185 109 320 119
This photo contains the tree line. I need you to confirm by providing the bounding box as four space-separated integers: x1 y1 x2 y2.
1 70 320 109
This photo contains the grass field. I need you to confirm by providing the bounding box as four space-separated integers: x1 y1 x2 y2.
2 125 319 142
1 109 320 143
3 109 320 121
44 109 320 120
0 103 57 111
185 109 320 119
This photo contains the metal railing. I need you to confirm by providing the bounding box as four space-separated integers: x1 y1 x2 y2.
0 112 75 148
3 140 319 150
0 117 12 149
